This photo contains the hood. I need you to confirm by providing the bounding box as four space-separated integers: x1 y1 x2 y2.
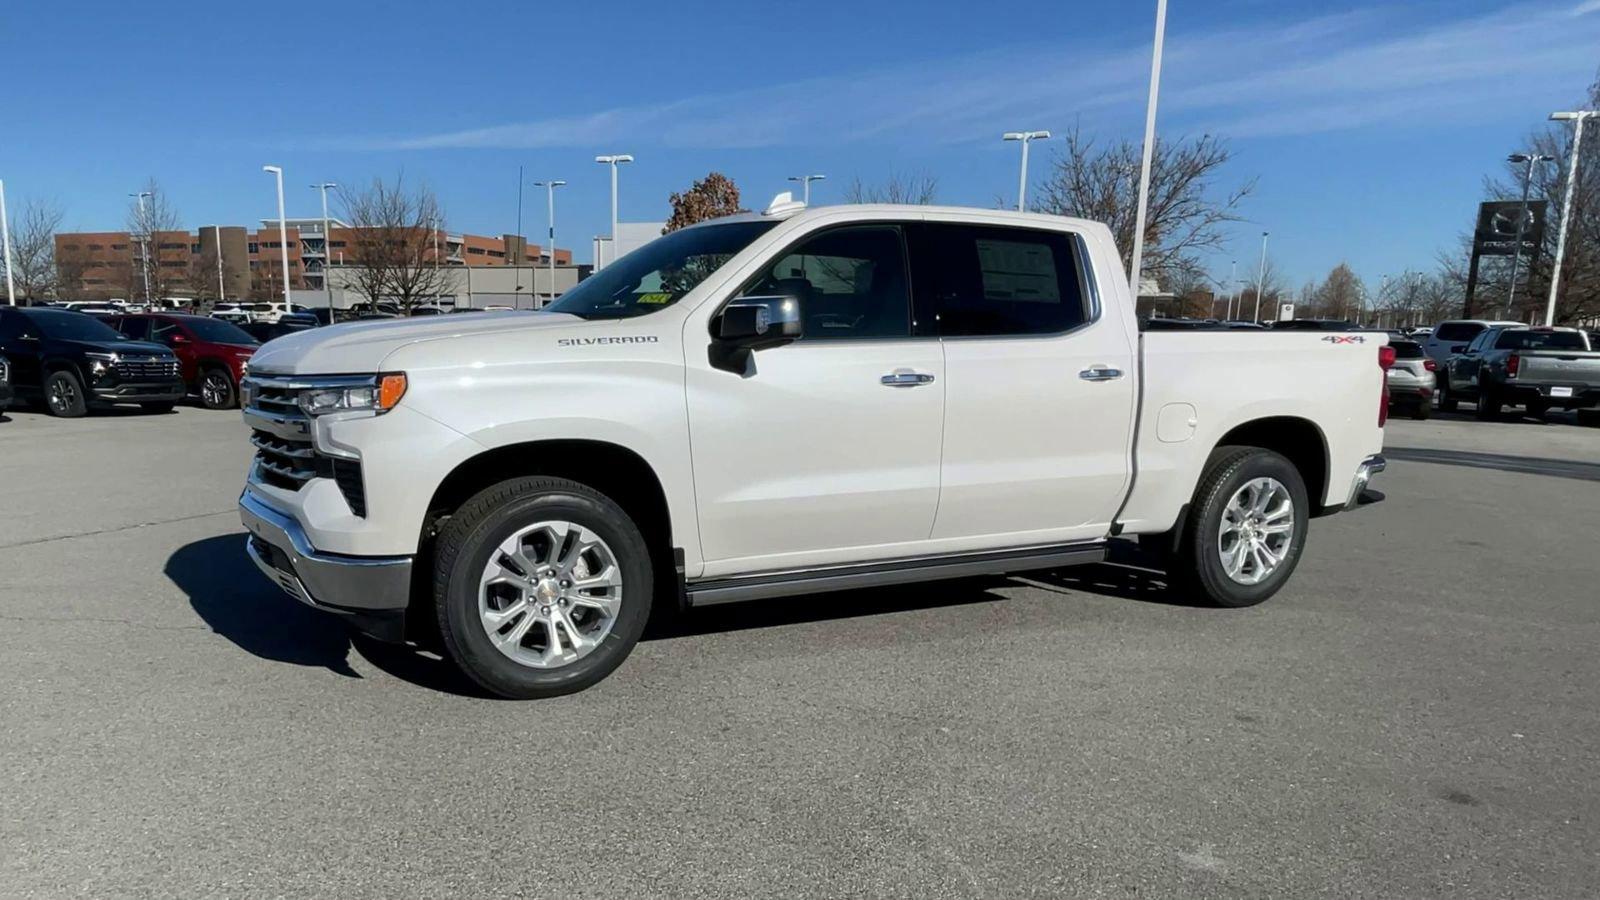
63 339 173 357
247 310 587 374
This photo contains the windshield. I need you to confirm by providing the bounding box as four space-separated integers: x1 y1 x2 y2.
548 221 778 319
28 309 126 342
180 317 258 345
1495 330 1590 351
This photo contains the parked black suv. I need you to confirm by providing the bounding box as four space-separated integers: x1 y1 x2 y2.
0 307 185 417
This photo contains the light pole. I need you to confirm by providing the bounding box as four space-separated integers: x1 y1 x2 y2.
1254 231 1270 322
0 179 14 306
594 154 633 268
1002 131 1051 212
262 166 292 308
515 165 525 305
311 182 337 314
130 190 153 305
1127 0 1169 301
533 180 565 308
213 224 226 304
1545 111 1596 326
1504 152 1555 316
787 174 826 205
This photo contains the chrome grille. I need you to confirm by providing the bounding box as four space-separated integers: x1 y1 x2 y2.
251 430 317 489
114 354 180 381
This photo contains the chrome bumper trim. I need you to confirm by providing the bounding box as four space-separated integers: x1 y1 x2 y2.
1344 454 1387 510
238 490 411 613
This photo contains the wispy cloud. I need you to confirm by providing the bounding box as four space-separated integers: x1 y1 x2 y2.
322 1 1600 151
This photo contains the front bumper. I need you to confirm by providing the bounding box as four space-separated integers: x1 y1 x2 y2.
239 489 413 639
1342 454 1386 511
90 379 186 403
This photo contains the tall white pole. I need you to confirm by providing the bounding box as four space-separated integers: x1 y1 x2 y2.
1018 139 1030 212
550 184 558 307
316 183 336 313
1546 112 1593 327
214 224 225 303
1254 231 1269 322
609 163 618 267
132 192 152 305
264 166 291 308
0 180 15 306
1127 0 1169 300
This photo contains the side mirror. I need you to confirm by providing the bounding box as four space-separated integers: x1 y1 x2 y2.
718 295 803 350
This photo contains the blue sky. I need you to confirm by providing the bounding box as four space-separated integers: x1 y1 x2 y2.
3 0 1598 289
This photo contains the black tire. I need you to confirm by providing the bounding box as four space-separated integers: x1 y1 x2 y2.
1437 377 1458 412
433 476 653 699
1411 401 1430 421
1577 409 1600 428
1475 390 1502 421
1523 399 1547 421
198 366 236 410
141 401 177 414
44 369 88 418
1169 446 1310 608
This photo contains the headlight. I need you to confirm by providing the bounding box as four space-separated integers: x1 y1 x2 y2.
84 351 118 377
296 373 407 416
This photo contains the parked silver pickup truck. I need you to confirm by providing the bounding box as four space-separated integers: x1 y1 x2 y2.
1439 326 1600 420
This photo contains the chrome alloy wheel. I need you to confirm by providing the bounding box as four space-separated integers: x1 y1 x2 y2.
1217 477 1295 585
201 370 231 407
478 521 623 669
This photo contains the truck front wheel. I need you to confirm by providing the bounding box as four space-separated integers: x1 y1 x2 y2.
433 476 653 699
1170 446 1310 608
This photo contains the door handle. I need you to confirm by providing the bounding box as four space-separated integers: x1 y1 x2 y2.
1078 365 1124 382
881 369 936 387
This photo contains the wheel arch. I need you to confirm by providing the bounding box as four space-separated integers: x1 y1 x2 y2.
1211 416 1329 514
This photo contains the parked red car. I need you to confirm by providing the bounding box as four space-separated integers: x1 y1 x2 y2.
110 314 259 409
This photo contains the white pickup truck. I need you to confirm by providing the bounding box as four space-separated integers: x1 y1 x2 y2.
238 199 1388 699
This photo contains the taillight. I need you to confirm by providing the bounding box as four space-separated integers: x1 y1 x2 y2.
1423 358 1437 372
1507 353 1520 378
1378 344 1394 427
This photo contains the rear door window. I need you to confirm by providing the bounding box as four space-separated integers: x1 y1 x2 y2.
909 223 1089 337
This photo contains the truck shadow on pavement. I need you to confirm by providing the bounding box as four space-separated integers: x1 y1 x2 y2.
1385 446 1600 482
167 534 1205 694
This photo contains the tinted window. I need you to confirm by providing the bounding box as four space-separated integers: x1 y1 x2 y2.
116 317 151 340
548 221 777 320
1436 322 1486 342
913 224 1087 337
180 317 258 344
742 226 911 339
1495 330 1589 350
1391 340 1424 359
0 310 33 340
24 310 126 342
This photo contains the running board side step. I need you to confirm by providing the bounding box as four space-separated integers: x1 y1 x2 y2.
684 542 1107 607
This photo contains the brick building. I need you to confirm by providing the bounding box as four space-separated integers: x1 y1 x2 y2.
54 220 573 302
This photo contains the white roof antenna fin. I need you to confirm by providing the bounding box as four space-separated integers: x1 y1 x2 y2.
763 191 806 217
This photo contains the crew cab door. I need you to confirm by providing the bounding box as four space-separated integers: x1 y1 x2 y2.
0 309 43 390
685 224 945 576
908 220 1135 545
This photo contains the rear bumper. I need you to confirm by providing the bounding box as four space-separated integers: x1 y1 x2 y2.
1501 383 1600 408
1387 383 1433 402
239 489 413 639
90 379 185 403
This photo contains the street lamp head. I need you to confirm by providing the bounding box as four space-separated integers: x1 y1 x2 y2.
1028 130 1052 140
595 155 634 165
1004 131 1051 141
310 182 337 189
262 164 282 175
1002 132 1025 141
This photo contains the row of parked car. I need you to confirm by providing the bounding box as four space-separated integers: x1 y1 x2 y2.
1387 319 1600 424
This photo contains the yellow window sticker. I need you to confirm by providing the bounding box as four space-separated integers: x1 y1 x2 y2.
636 292 672 305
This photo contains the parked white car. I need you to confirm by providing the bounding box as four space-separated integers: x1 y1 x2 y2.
238 199 1389 698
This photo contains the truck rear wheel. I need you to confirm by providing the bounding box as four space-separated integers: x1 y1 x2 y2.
1170 446 1310 608
433 476 653 699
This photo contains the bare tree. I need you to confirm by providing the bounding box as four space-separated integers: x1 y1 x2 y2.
126 179 183 303
5 198 64 304
338 175 451 312
664 173 745 233
1037 127 1254 291
1307 263 1363 320
186 245 223 303
841 172 939 205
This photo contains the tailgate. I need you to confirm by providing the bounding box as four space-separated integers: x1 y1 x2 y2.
1514 352 1600 386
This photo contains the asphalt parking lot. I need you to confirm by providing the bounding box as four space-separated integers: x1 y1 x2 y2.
1 405 1597 898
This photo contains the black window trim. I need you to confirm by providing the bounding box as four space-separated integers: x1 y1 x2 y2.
911 221 1101 342
715 221 922 343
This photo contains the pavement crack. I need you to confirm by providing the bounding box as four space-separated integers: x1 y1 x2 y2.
0 613 207 632
0 509 236 551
